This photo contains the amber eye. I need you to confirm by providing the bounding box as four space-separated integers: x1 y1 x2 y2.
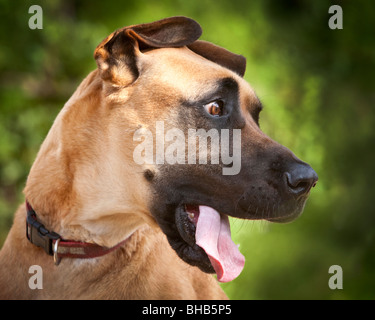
204 100 224 117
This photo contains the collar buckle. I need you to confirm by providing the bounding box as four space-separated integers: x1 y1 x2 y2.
26 202 61 256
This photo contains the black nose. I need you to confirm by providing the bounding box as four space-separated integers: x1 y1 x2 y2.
285 162 318 196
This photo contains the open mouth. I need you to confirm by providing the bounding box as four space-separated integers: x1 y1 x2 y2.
175 204 245 283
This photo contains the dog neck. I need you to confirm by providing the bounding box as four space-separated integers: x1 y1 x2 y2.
23 70 157 249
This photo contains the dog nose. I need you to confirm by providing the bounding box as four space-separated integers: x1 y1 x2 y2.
285 162 318 196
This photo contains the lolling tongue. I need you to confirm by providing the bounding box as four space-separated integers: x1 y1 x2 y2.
195 205 245 282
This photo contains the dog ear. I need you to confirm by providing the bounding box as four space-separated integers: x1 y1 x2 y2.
188 40 246 77
94 16 202 86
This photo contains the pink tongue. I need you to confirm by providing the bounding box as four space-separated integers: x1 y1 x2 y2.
195 205 245 282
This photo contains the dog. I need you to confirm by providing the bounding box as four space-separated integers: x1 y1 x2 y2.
0 16 317 299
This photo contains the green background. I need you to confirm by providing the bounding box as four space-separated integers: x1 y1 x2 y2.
0 0 374 299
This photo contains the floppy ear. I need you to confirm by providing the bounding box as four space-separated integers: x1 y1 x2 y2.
94 16 202 86
188 40 246 77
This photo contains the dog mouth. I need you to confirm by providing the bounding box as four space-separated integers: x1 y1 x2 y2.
174 204 245 283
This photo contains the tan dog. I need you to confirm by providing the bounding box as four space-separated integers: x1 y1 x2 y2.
0 17 317 299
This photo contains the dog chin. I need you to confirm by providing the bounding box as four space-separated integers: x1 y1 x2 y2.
167 236 215 274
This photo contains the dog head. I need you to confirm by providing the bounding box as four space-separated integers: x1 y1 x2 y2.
92 16 318 279
26 17 317 281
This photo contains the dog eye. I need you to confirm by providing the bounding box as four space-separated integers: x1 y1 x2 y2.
204 100 224 117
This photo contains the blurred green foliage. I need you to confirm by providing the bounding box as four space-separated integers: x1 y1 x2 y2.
0 0 374 299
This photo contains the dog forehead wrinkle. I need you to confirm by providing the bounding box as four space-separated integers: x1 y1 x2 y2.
181 77 240 107
142 47 240 97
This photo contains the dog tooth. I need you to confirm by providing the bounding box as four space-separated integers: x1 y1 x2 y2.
188 212 195 221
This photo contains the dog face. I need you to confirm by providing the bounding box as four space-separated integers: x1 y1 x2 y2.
94 17 318 276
